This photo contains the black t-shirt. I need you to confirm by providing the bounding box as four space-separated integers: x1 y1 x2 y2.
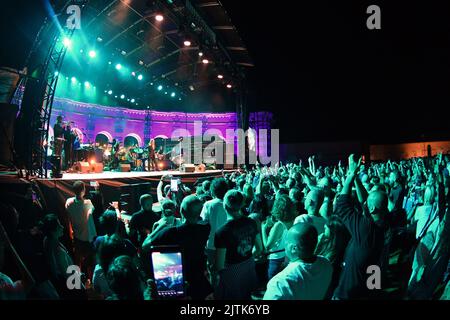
151 224 210 277
333 195 389 300
150 223 212 299
389 185 405 213
214 217 258 265
129 209 159 246
54 123 64 138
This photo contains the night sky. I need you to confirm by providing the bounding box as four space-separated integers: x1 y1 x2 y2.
222 0 450 143
1 1 450 144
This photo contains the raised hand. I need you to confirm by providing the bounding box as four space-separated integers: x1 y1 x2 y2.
347 154 362 177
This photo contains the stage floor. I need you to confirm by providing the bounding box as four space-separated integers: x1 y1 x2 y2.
59 169 228 181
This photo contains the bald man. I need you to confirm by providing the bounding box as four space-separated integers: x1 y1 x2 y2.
333 155 389 300
294 189 326 234
263 223 333 300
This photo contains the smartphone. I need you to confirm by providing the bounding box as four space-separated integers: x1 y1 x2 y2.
149 246 186 299
170 178 179 192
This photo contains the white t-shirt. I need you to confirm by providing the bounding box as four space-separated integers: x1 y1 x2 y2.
65 197 97 242
414 205 438 239
263 256 332 300
294 214 326 235
200 198 228 250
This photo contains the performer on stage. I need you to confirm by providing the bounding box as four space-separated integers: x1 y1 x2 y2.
148 139 157 171
53 115 65 157
110 139 120 170
63 121 76 169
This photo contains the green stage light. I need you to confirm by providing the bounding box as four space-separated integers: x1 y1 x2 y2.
137 74 143 81
84 81 91 88
88 50 97 58
171 92 176 97
63 37 72 48
164 92 168 95
54 71 59 76
108 90 113 95
71 77 77 83
115 63 122 70
130 98 135 103
157 85 163 91
120 94 125 99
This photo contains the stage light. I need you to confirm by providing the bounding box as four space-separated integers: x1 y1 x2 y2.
120 94 125 99
226 84 232 89
184 40 191 47
171 92 176 97
131 71 136 77
164 92 168 95
217 74 223 79
139 60 144 65
115 95 118 98
80 49 84 53
71 77 77 83
155 14 164 22
90 159 96 165
157 85 163 91
88 50 97 58
189 85 195 91
108 61 112 65
108 90 113 95
137 74 143 81
198 52 203 57
84 81 91 88
202 59 209 64
127 98 130 102
54 71 59 76
62 37 72 48
179 98 182 101
115 63 122 70
131 98 135 103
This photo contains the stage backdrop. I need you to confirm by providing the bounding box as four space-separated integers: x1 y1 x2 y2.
51 97 235 144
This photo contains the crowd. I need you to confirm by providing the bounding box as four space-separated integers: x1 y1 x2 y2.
1 153 450 300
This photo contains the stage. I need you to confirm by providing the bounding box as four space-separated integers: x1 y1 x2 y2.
57 169 228 181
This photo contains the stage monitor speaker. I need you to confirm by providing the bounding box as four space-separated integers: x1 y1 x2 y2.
120 164 131 172
91 163 104 173
180 164 195 173
74 161 90 173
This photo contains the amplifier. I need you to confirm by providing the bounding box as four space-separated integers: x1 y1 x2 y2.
180 164 196 173
119 164 131 172
74 161 90 173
